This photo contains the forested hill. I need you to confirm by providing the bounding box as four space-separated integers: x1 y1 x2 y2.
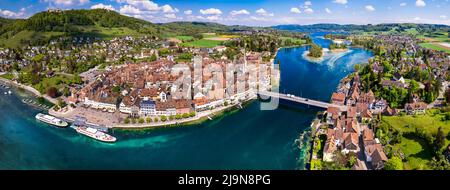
24 9 153 32
0 9 253 48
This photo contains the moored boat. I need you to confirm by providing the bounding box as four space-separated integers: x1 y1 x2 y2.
35 113 68 127
75 126 116 143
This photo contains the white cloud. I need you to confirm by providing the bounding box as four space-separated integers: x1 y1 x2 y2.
255 8 273 16
90 3 115 11
164 13 176 19
416 0 426 7
184 10 192 15
119 5 141 15
195 15 205 20
414 17 421 21
249 16 271 21
440 15 447 19
0 9 26 18
304 1 312 6
400 2 407 6
365 5 375 12
290 7 301 14
256 8 266 15
230 9 250 16
304 8 314 14
200 8 222 15
333 0 348 5
161 5 178 13
45 0 90 6
206 15 220 21
118 0 160 12
325 8 332 14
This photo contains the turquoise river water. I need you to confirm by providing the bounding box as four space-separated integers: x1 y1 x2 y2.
0 33 373 169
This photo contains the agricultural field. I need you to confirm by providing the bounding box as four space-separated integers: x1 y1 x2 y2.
175 35 194 41
280 36 307 45
417 31 450 53
180 39 223 48
419 43 450 54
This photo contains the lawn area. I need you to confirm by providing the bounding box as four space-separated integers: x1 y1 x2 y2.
175 35 193 41
419 43 450 54
382 109 450 135
33 74 74 94
180 39 223 48
79 26 144 40
1 30 65 48
382 109 450 170
0 73 14 80
1 30 34 48
280 37 307 44
394 135 432 170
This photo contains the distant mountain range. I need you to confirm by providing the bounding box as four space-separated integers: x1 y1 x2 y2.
272 23 450 33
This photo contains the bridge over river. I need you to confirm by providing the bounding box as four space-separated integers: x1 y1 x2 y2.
258 91 347 111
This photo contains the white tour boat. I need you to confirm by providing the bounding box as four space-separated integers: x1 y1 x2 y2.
75 126 116 143
35 113 68 127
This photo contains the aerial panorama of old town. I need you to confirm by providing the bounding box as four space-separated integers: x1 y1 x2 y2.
0 0 450 174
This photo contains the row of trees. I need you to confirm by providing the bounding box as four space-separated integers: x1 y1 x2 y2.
124 112 197 124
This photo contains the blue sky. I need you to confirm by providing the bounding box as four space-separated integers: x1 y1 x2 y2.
0 0 449 26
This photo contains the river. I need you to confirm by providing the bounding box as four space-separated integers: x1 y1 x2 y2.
0 33 373 169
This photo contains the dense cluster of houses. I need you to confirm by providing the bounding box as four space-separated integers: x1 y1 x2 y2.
322 74 388 170
0 35 160 73
72 51 276 118
318 33 450 170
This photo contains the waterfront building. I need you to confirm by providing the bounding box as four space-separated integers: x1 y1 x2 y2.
139 99 156 116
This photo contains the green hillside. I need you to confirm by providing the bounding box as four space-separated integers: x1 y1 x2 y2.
0 9 247 48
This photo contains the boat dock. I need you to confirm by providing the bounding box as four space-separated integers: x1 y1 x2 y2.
63 116 110 132
22 98 52 110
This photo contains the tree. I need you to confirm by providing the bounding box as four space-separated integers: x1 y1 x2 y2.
70 73 83 85
353 64 361 72
429 155 450 170
149 53 157 62
112 86 121 94
46 87 58 98
308 43 323 58
146 117 152 123
138 117 144 124
124 118 130 124
384 157 403 170
434 127 446 154
348 154 357 167
160 115 167 122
